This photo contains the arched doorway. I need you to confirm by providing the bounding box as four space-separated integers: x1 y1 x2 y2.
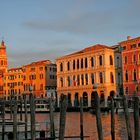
110 91 115 98
83 92 88 107
67 93 72 107
74 92 79 107
91 91 96 107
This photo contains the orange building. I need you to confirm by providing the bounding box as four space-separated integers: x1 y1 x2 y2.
3 60 56 100
22 60 57 98
3 67 23 100
0 40 8 98
56 44 122 107
119 36 140 97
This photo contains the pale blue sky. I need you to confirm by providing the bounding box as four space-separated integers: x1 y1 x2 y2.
0 0 140 68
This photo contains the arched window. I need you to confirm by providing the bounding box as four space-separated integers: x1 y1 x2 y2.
134 69 137 81
77 75 80 85
77 59 79 69
67 76 71 87
99 72 103 83
73 60 75 70
60 63 63 72
81 74 84 85
60 77 63 87
85 73 88 85
110 55 113 65
91 57 95 67
110 72 114 83
125 70 128 82
91 73 95 84
67 61 70 71
81 58 83 68
85 58 88 68
99 55 103 66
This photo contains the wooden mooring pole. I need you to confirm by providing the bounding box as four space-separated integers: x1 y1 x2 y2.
123 95 132 140
111 98 115 140
24 94 28 140
133 96 139 140
80 97 84 140
2 100 5 140
49 97 55 139
30 93 36 140
13 100 17 140
59 94 67 140
94 91 103 140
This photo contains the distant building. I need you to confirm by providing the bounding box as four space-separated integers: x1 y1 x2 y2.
3 60 57 100
56 44 122 107
119 36 140 97
22 60 57 98
0 40 8 98
4 67 23 100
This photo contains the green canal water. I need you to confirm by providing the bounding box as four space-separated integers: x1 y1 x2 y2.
0 112 138 140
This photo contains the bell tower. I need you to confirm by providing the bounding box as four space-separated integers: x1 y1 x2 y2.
0 40 8 98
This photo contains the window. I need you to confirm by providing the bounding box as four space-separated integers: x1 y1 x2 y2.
73 60 75 70
60 63 63 72
91 73 95 84
77 75 80 85
85 74 88 85
91 57 95 67
125 70 128 82
110 55 113 65
99 55 103 66
67 76 71 87
133 69 137 81
122 46 126 50
138 43 140 47
81 59 83 68
133 54 136 63
110 72 114 83
99 72 103 83
130 44 136 49
81 74 84 85
60 77 63 87
85 58 88 68
124 56 127 64
77 59 79 69
67 61 70 71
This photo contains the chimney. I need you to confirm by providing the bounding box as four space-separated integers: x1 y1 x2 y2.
127 36 131 40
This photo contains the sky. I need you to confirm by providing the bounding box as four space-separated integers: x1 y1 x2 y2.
0 0 140 68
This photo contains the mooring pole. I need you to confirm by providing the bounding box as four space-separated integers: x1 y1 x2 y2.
30 92 36 140
59 94 67 140
49 97 55 139
94 91 103 140
20 96 23 121
123 95 132 140
111 98 115 140
2 100 5 140
80 97 84 140
133 96 139 140
13 100 17 140
24 94 28 140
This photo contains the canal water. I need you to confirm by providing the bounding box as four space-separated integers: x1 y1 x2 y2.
1 112 137 140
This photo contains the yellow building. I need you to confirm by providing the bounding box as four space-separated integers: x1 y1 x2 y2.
56 44 122 107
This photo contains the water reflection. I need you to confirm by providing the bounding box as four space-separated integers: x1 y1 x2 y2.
35 112 135 140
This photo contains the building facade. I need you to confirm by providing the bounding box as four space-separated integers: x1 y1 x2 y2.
3 60 57 100
56 44 122 107
0 40 8 98
119 36 140 97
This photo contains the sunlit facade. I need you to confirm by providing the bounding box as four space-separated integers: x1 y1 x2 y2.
119 36 140 97
56 44 122 107
0 40 8 98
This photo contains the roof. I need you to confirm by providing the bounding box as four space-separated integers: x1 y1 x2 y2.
22 60 52 67
119 36 140 44
57 44 113 60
